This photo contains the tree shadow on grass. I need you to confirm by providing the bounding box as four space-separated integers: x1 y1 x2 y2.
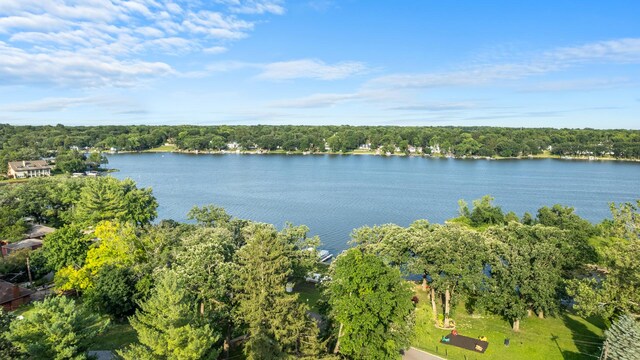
556 313 604 359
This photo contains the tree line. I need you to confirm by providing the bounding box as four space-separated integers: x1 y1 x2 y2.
2 124 639 173
0 177 638 359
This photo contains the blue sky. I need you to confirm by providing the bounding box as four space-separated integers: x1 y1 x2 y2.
0 0 639 128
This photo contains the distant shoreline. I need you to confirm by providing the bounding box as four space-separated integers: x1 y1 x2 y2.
111 148 640 163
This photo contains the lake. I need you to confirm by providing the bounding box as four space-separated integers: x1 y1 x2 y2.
108 153 640 253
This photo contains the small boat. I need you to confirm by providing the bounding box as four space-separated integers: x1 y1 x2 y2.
318 249 333 263
305 247 333 263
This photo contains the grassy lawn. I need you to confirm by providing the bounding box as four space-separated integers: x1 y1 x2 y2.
90 322 137 351
146 144 177 152
11 303 35 317
411 287 605 360
295 281 323 313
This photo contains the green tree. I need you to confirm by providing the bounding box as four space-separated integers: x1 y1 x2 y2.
86 152 108 169
56 149 87 174
469 195 505 226
55 221 140 292
410 224 488 328
484 223 565 330
234 223 322 359
536 204 597 269
187 205 232 227
601 314 640 360
350 224 412 268
119 271 220 360
173 227 238 353
9 296 108 360
567 201 640 319
328 248 414 359
0 206 28 241
42 224 93 271
0 309 23 359
73 177 157 226
84 265 137 320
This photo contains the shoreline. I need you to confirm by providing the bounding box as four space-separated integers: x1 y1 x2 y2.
112 148 640 163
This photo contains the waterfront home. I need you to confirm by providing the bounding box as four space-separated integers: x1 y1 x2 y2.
7 160 53 178
227 142 239 150
1 239 43 257
0 280 33 311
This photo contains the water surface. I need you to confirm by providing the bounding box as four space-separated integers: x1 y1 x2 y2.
108 153 640 253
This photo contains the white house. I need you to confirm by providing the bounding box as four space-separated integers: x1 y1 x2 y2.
7 161 53 179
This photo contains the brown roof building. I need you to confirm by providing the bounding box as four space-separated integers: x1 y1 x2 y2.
0 280 33 311
7 160 53 179
1 239 43 257
25 224 55 239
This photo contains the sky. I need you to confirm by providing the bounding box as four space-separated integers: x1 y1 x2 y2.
0 0 639 128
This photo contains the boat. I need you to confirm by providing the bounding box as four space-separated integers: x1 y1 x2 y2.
317 249 333 262
306 247 333 263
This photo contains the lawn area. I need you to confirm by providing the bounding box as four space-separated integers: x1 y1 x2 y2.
146 144 177 152
91 322 137 351
294 281 323 313
11 303 35 317
411 287 605 360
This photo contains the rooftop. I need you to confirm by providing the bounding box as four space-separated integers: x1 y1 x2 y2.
26 224 55 239
2 239 43 251
8 160 53 172
0 280 32 304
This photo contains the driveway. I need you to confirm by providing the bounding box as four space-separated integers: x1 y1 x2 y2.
403 347 446 360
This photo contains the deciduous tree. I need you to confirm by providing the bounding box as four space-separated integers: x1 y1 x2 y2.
327 248 414 359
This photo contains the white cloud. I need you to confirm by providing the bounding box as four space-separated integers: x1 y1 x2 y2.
193 58 369 81
203 46 228 54
215 0 286 15
257 59 369 80
0 0 285 87
271 92 361 108
519 77 634 92
0 41 173 87
386 102 482 112
549 38 640 64
1 95 145 114
367 38 640 90
270 89 395 108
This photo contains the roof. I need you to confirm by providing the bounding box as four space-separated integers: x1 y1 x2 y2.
2 239 43 251
0 280 33 304
26 224 55 239
8 160 53 172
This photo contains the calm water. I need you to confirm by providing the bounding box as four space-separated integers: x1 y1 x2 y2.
108 153 640 253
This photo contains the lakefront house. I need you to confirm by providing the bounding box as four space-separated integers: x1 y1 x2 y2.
7 160 53 179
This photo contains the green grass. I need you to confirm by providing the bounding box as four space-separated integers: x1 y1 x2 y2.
411 287 605 360
145 144 177 152
11 303 35 316
91 322 137 351
295 281 323 313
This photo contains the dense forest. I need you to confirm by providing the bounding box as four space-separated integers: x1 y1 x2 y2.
2 124 639 173
0 177 638 359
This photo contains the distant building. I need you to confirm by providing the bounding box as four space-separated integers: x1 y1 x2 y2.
7 160 53 179
25 224 55 239
1 239 43 257
0 280 33 311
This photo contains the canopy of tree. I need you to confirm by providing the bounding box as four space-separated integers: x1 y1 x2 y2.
1 172 638 359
